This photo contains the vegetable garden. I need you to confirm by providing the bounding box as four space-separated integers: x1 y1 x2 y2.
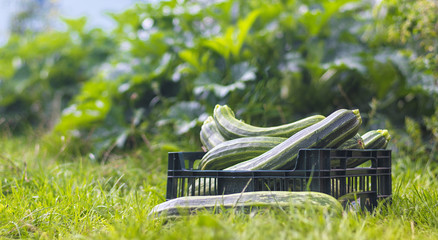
0 0 437 239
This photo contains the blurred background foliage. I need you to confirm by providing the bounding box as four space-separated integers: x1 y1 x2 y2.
0 0 436 160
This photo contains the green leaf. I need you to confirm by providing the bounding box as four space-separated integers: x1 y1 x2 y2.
179 49 201 71
232 9 261 57
0 59 14 78
324 56 367 74
159 101 206 135
203 33 231 60
55 81 114 133
193 62 256 98
231 62 257 82
299 9 323 36
202 10 260 60
62 17 87 33
150 53 172 79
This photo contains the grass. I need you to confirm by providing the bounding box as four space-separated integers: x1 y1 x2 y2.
1 133 438 239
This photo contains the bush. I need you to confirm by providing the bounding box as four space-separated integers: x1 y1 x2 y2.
0 0 436 158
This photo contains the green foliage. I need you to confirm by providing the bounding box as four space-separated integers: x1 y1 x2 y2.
0 17 115 132
371 0 438 76
0 0 436 157
392 105 438 166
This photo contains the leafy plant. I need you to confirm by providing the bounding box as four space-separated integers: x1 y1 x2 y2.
0 0 436 158
0 17 115 132
370 0 438 76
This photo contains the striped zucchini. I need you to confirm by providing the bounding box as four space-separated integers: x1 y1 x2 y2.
337 130 391 168
213 105 325 139
338 133 364 149
362 129 391 149
225 109 362 170
199 136 286 170
150 191 343 217
200 116 227 151
332 133 365 168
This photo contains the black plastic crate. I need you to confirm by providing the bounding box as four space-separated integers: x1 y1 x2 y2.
166 149 391 210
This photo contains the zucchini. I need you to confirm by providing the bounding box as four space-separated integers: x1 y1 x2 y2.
213 105 325 139
362 129 391 149
335 130 391 168
200 116 227 151
333 134 364 168
338 133 364 149
225 109 362 170
199 136 286 170
150 191 343 217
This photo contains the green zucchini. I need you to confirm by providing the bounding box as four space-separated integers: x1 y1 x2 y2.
332 133 365 168
335 130 391 168
332 134 364 168
362 129 391 149
200 116 227 151
199 136 286 170
338 133 364 149
213 105 325 139
225 109 362 170
150 191 343 218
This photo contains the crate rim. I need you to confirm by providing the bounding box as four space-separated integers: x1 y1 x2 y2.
168 148 392 172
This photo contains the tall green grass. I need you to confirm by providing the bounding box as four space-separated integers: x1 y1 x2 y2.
1 134 438 239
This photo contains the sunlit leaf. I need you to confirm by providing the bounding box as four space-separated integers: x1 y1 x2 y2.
203 35 231 60
55 81 114 133
233 9 261 57
179 49 201 71
62 17 87 33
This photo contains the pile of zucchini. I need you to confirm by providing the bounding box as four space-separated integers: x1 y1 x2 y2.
151 105 392 217
199 105 391 170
